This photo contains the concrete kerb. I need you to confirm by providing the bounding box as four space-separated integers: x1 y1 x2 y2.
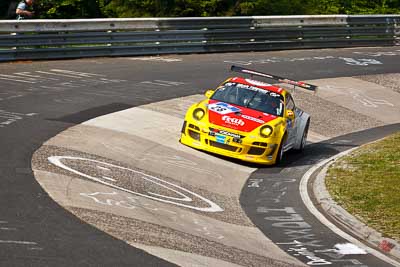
314 158 400 262
300 146 400 267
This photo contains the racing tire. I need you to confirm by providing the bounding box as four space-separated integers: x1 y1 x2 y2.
296 120 309 153
275 134 286 165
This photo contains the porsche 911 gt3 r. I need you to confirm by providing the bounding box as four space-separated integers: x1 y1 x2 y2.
180 66 317 165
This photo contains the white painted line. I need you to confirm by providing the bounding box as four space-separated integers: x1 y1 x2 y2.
97 166 111 171
300 148 400 267
0 113 22 119
35 71 83 79
14 72 59 81
0 110 25 116
102 176 116 182
0 120 15 125
28 247 43 250
49 156 224 213
0 74 37 82
0 240 37 245
334 243 367 255
59 82 82 88
0 75 36 84
141 81 171 87
40 85 67 90
154 80 186 86
128 56 182 62
98 78 127 82
51 69 105 77
0 227 17 231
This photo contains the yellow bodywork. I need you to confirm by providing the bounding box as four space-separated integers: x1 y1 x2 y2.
180 97 289 165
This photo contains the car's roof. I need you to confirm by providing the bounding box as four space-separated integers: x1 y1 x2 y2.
227 77 286 95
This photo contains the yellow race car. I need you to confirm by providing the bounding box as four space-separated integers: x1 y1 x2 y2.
180 66 317 165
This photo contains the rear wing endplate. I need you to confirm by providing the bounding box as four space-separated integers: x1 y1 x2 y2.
231 65 318 91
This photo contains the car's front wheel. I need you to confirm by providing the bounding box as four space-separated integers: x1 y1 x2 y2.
296 120 309 152
275 134 287 165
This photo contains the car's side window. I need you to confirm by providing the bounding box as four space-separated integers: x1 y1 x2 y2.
286 94 295 110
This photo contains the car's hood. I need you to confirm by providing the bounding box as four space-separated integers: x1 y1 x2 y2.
207 100 278 132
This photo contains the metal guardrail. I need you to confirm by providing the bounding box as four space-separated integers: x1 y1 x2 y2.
0 15 399 62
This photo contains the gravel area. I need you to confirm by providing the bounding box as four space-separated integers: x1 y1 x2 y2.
355 73 400 94
289 89 384 138
71 207 302 267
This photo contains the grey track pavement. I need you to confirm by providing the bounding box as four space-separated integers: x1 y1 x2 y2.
32 96 305 267
1 46 400 266
32 73 400 266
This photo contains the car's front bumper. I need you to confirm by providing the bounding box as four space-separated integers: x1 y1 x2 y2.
180 120 280 165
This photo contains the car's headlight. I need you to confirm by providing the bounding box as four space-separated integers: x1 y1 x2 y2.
193 108 205 121
260 125 273 138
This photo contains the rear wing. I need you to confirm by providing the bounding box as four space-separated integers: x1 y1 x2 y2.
230 65 318 92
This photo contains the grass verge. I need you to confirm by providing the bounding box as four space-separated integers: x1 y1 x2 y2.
326 132 400 242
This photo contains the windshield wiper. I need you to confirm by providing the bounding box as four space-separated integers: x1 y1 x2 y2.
246 91 259 108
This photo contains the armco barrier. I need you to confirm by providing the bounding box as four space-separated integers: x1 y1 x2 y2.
0 15 399 62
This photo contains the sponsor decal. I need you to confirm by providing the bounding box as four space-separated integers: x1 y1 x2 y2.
219 130 241 139
215 135 226 144
241 114 265 124
208 102 241 115
245 79 271 87
269 92 281 97
225 82 263 93
210 128 241 139
222 116 245 126
224 82 283 98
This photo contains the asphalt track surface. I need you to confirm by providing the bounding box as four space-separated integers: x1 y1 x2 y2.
0 47 399 266
241 124 400 267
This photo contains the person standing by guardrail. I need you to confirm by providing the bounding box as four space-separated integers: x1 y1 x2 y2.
16 0 35 20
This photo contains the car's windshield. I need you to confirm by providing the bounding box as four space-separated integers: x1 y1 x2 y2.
211 82 284 117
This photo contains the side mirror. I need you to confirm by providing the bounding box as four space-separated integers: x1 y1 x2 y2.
285 109 295 120
204 89 214 99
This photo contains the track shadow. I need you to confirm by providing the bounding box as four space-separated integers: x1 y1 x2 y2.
198 141 349 171
48 103 134 124
201 123 400 172
249 123 400 173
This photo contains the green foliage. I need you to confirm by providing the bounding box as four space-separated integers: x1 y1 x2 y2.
233 0 310 16
101 0 235 17
36 0 102 18
1 0 400 19
309 0 400 14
